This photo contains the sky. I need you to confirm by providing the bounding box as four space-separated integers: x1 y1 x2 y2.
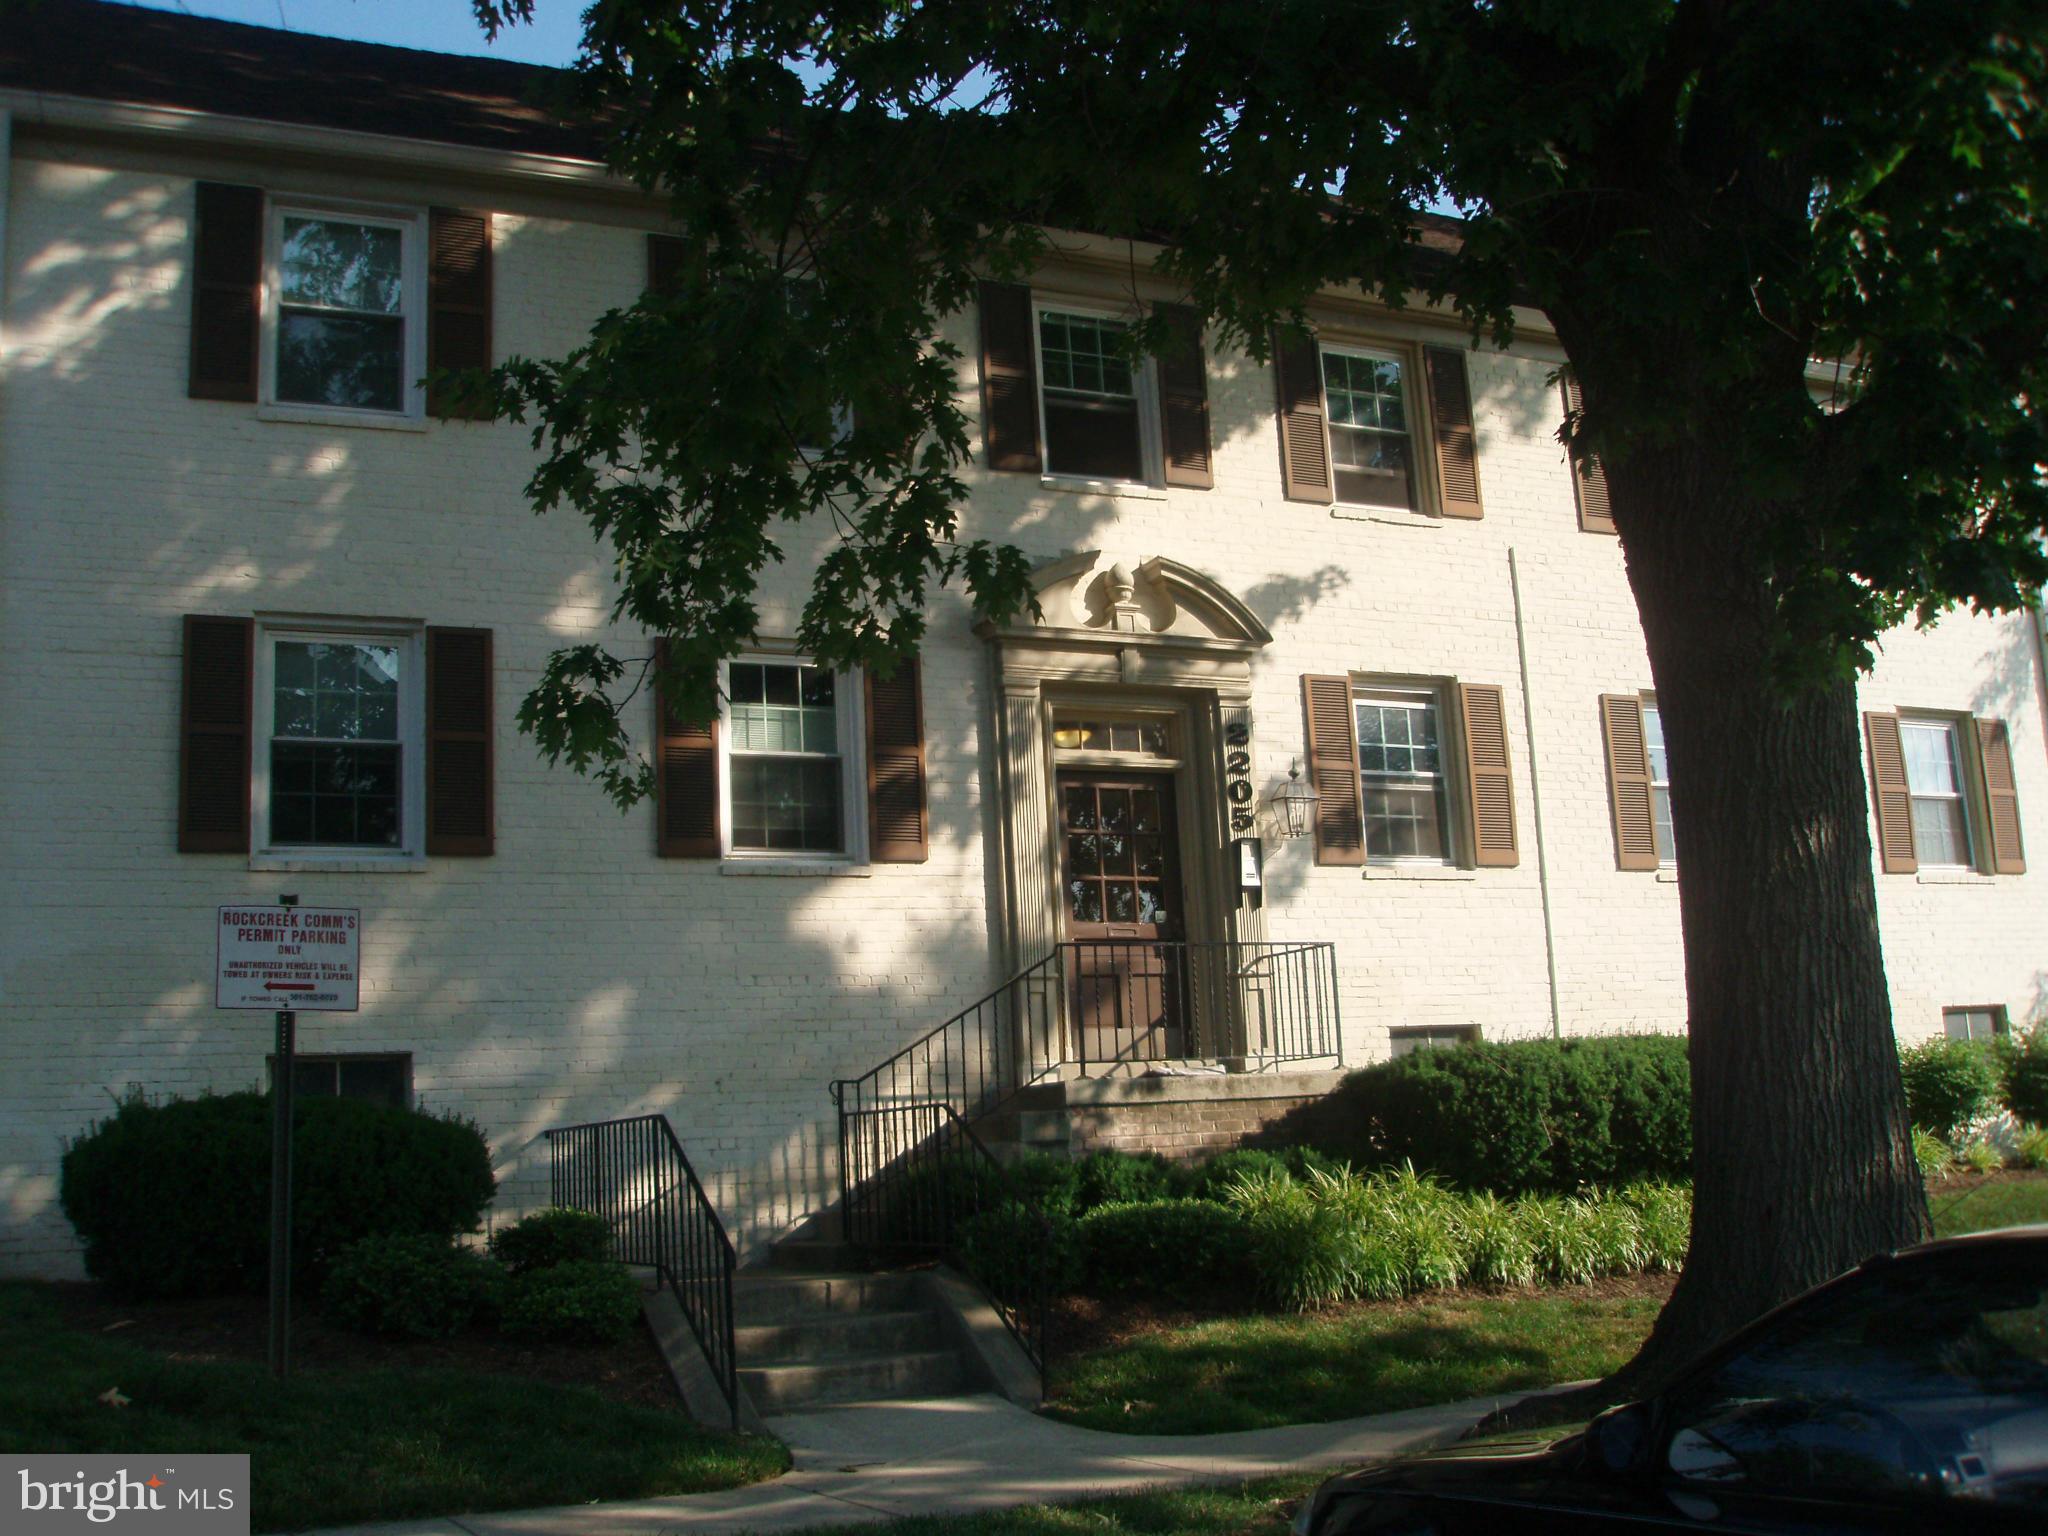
123 0 586 66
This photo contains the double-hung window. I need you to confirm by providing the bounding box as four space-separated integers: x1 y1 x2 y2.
723 658 863 857
1036 307 1151 483
1355 688 1451 862
254 625 423 859
266 204 425 419
1900 718 1974 868
1643 701 1676 865
1943 1006 2007 1043
1322 346 1416 510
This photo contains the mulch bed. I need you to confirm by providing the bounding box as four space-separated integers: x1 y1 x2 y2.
49 1283 683 1412
1048 1271 1677 1360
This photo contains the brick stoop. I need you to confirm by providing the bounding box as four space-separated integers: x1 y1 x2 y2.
978 1066 1350 1163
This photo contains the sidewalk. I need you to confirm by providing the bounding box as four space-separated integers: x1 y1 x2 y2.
312 1389 1509 1536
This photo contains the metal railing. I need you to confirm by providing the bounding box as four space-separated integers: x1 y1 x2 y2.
834 1099 1051 1377
827 939 1339 1384
545 1113 738 1429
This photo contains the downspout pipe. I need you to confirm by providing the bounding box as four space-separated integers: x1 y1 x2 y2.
1509 547 1564 1039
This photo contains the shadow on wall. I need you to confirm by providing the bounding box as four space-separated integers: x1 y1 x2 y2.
1970 610 2048 742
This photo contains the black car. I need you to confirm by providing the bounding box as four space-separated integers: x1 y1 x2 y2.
1295 1228 2048 1534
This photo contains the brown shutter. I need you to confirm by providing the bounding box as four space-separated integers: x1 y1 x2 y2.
978 281 1040 473
866 656 928 863
1274 328 1332 504
1865 711 1917 874
188 182 263 402
1600 694 1659 871
647 234 687 296
1425 347 1484 520
1976 717 2026 874
1459 683 1519 867
178 615 253 853
1155 303 1214 490
425 627 494 856
654 642 719 858
428 208 492 419
1302 675 1364 865
1562 376 1617 534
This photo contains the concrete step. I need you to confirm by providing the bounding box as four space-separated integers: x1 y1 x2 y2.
764 1239 869 1272
733 1271 921 1324
734 1307 941 1364
739 1348 966 1413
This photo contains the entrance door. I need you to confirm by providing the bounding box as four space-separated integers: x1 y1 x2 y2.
1058 772 1188 1063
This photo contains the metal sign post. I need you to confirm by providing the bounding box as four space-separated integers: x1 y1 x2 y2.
268 991 295 1379
212 896 360 1380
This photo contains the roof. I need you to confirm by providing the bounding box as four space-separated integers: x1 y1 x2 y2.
0 0 604 163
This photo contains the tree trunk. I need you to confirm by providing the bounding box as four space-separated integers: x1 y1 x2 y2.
1606 437 1931 1394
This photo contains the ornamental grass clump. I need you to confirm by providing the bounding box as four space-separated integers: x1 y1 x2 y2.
1521 1196 1607 1286
1913 1127 1954 1179
1621 1183 1692 1272
1457 1192 1537 1289
2015 1125 2048 1172
1364 1164 1469 1293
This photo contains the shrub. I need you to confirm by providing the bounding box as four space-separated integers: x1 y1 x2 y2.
1075 1199 1248 1299
490 1208 614 1275
1899 1038 2000 1141
956 1201 1081 1299
1004 1152 1082 1220
879 1152 1007 1243
324 1234 503 1339
1071 1149 1186 1212
1621 1184 1692 1272
1326 1035 1690 1195
59 1091 497 1299
501 1260 643 1343
2013 1125 2048 1172
1959 1139 2005 1174
1184 1146 1346 1202
1912 1127 1954 1179
2001 1026 2048 1126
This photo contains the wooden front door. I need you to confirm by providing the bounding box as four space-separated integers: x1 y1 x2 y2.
1058 772 1188 1062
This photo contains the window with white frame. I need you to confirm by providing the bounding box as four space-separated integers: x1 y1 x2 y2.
723 658 862 856
1643 700 1676 864
1036 307 1151 482
1322 345 1416 510
268 205 423 416
1900 717 1975 867
270 1052 412 1109
1354 687 1452 861
1390 1025 1478 1057
255 626 423 856
1943 1006 2007 1043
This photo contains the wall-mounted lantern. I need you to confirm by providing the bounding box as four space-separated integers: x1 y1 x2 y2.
1271 761 1320 840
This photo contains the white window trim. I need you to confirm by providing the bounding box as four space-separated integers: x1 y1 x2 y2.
1898 713 1979 871
251 619 426 868
1353 682 1459 868
1318 340 1437 516
1031 300 1162 489
1642 695 1677 868
259 198 429 429
717 653 868 865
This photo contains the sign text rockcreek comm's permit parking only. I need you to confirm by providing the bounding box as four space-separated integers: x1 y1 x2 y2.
215 906 359 1011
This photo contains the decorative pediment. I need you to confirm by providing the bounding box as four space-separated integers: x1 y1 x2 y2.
1003 551 1273 650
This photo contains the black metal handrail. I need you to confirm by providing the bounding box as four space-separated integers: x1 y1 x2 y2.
544 1113 738 1429
1064 939 1342 1072
835 1099 1051 1378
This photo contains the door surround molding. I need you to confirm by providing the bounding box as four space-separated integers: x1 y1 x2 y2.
980 552 1272 1017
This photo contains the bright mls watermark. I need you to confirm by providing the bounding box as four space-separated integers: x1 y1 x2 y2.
7 1456 248 1535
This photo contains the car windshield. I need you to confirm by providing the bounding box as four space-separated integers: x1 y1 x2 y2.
1664 1245 2048 1508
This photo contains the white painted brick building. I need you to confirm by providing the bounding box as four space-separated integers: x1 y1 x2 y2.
3 4 2043 1276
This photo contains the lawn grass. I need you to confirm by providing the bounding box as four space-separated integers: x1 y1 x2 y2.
1929 1170 2048 1237
792 1476 1319 1536
1045 1283 1664 1436
0 1281 787 1533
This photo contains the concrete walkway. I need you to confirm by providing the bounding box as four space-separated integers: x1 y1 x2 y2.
314 1389 1511 1536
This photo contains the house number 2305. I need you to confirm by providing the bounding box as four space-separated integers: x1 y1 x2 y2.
1225 721 1255 833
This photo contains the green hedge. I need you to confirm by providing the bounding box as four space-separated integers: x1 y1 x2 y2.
490 1208 614 1274
502 1260 643 1344
1324 1035 1690 1195
323 1234 504 1338
1900 1037 2001 1140
1075 1199 1250 1299
2001 1026 2048 1126
59 1092 497 1299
